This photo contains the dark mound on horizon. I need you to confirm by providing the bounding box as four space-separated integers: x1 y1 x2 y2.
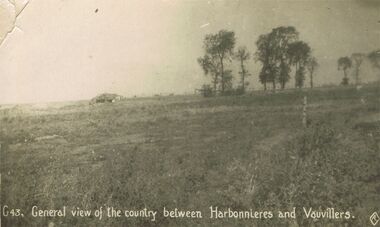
90 93 124 104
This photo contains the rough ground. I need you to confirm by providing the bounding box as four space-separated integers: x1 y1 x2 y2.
1 85 379 226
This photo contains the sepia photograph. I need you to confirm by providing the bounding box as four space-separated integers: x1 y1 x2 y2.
0 0 379 226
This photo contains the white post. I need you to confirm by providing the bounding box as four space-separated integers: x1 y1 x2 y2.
302 96 307 127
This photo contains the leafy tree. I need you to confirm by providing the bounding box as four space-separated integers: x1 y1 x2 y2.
256 27 299 90
222 70 233 92
258 64 270 91
288 41 311 88
203 30 236 94
255 27 317 90
256 33 280 91
367 49 380 70
338 57 352 85
197 54 220 93
234 46 251 93
351 53 365 85
295 66 306 88
269 26 299 89
278 61 291 89
255 34 272 90
306 56 319 88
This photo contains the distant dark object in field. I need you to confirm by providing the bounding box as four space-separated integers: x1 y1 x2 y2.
90 93 123 104
95 8 98 13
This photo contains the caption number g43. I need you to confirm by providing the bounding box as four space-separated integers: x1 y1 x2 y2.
2 205 24 217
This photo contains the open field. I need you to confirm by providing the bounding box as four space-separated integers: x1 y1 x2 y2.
1 85 380 226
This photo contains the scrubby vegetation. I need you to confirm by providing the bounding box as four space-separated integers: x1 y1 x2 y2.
1 85 379 226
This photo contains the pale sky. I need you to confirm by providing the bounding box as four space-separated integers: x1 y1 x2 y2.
0 0 379 104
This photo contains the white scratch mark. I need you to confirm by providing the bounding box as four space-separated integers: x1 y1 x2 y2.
200 23 210 28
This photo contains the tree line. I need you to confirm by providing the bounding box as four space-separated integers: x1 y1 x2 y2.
198 27 380 97
197 26 319 96
338 49 380 85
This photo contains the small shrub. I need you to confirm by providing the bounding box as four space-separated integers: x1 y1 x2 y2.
200 84 213 97
341 77 349 85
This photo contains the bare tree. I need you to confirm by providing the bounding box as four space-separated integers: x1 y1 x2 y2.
234 46 251 93
351 53 365 85
306 56 319 88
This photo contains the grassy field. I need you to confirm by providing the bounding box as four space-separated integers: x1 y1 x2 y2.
1 85 379 226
